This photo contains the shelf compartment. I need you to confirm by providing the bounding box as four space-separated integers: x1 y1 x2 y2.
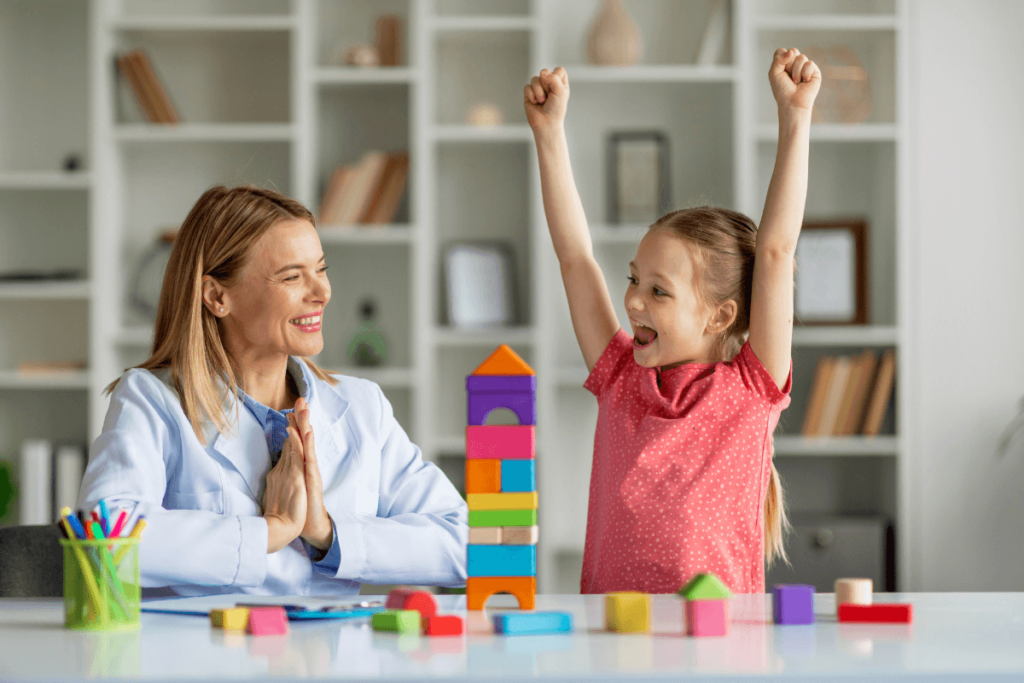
0 190 89 278
0 302 88 374
116 326 153 347
329 366 414 388
435 0 530 16
589 224 649 246
565 65 737 84
0 392 89 484
436 30 530 127
0 370 90 390
435 343 535 437
315 0 411 69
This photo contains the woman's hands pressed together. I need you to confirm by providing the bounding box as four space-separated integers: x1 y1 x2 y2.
293 398 333 550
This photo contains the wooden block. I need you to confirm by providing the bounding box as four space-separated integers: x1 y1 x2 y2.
465 459 501 494
469 509 537 527
772 584 815 625
468 526 502 544
466 576 536 610
372 609 421 633
835 578 873 610
246 607 289 636
493 611 572 635
385 589 437 619
468 544 536 577
466 426 535 459
501 460 535 492
423 614 464 636
838 603 912 624
685 599 729 637
605 593 651 633
210 607 249 630
467 492 538 511
501 525 538 545
471 345 535 376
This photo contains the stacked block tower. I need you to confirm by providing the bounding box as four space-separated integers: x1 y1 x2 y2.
465 345 538 611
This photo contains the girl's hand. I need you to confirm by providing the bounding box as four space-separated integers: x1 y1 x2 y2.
769 48 821 117
524 67 570 135
292 399 333 551
262 421 307 553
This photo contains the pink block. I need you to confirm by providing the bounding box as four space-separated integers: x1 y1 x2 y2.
685 600 729 637
465 425 535 460
246 607 290 636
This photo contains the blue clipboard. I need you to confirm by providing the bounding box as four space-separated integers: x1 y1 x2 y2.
142 603 384 621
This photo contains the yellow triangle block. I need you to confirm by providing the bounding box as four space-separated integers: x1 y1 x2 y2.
472 345 535 376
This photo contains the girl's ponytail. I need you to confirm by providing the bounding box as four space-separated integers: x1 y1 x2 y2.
764 445 790 567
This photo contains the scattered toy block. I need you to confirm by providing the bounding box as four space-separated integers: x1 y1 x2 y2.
466 426 536 460
469 508 537 527
466 576 536 610
501 525 538 545
246 607 289 636
467 492 538 511
685 599 729 637
385 589 438 620
466 459 502 493
835 578 873 610
423 614 464 636
605 592 651 633
493 611 572 635
773 584 815 625
210 607 249 630
468 544 536 577
469 526 502 545
838 603 912 624
466 377 537 427
372 609 421 633
471 345 535 376
501 460 536 492
678 573 733 601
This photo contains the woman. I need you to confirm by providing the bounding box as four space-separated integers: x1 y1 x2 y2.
79 186 467 596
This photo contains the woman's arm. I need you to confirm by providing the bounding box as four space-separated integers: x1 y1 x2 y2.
748 48 821 388
526 68 620 372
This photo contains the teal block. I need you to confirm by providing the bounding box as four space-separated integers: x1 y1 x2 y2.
493 611 572 635
468 544 536 577
501 460 535 492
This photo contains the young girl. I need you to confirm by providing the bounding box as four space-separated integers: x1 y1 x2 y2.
524 49 821 594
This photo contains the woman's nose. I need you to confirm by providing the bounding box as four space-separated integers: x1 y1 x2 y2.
310 275 330 302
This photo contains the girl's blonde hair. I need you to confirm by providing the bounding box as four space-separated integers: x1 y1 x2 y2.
107 185 338 444
651 206 790 567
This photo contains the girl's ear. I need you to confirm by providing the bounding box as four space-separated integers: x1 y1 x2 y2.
201 275 229 318
707 299 738 334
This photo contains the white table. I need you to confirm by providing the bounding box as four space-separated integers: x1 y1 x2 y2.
1 593 1023 681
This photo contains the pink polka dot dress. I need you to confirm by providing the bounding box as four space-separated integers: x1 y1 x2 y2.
581 329 792 595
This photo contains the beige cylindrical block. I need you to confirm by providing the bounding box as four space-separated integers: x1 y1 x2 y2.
468 526 502 545
502 526 539 545
835 578 873 609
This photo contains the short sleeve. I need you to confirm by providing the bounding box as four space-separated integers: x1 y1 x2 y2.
583 329 635 398
732 341 792 407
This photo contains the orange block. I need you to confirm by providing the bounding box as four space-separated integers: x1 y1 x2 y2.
465 459 501 494
466 576 536 610
471 345 535 376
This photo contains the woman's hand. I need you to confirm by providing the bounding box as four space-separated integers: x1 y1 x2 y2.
293 399 333 551
769 48 821 119
262 422 307 553
524 67 570 136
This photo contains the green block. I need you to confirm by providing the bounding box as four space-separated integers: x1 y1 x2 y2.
372 609 420 633
469 509 537 527
678 573 733 601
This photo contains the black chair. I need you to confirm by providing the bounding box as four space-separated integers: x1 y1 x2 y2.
0 524 64 597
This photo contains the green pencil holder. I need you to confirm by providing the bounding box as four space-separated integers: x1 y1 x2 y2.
60 538 141 631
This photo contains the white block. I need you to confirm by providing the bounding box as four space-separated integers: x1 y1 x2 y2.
835 578 873 610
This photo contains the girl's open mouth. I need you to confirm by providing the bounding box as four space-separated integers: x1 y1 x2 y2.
632 325 658 349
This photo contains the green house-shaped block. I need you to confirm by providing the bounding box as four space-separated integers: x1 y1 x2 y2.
678 573 733 601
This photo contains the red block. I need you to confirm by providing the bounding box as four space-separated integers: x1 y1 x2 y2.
246 607 289 636
423 614 464 636
386 588 438 620
838 603 913 624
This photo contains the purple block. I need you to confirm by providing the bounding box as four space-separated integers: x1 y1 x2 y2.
772 584 815 625
467 376 537 392
467 391 536 426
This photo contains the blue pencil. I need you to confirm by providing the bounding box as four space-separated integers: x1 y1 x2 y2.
98 500 111 537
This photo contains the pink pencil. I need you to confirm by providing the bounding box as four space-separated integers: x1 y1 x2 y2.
109 510 129 538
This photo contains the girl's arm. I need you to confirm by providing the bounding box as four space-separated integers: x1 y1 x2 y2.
748 48 821 388
525 68 619 371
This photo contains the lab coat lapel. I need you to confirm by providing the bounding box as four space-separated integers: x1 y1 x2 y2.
305 371 352 466
210 400 272 502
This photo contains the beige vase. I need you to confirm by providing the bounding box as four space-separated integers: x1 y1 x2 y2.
586 0 643 66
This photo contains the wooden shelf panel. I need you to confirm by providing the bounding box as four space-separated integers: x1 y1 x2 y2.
115 123 295 142
111 15 296 31
0 281 90 300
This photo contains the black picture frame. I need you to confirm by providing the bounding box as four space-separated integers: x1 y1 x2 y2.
607 131 671 225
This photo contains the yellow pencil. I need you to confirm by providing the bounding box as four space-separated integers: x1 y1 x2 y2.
113 517 146 565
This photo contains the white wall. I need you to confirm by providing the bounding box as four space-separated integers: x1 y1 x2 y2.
911 0 1024 590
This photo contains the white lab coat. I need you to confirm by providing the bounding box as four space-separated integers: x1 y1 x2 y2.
79 361 468 596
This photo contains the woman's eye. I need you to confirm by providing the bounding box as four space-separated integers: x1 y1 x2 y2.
284 275 299 282
319 266 329 273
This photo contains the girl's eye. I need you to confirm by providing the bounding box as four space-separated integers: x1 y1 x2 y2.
652 288 665 297
627 276 638 285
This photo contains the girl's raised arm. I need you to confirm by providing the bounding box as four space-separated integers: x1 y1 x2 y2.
526 68 620 371
748 48 821 389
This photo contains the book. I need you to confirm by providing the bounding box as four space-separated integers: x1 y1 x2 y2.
376 15 402 67
841 350 880 435
801 356 834 436
117 49 179 124
53 444 85 518
364 152 409 224
318 166 354 226
862 349 896 436
116 53 161 123
19 439 52 525
329 151 388 226
833 350 878 436
817 355 851 437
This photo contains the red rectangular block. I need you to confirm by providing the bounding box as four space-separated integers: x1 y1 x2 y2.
423 614 464 636
838 603 913 624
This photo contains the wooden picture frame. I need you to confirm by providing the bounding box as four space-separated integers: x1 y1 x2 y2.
443 241 518 328
607 131 671 225
794 219 868 325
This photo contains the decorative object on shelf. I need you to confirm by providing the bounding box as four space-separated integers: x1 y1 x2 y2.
443 242 517 328
802 348 895 437
53 445 86 521
116 49 179 124
465 102 504 128
803 45 872 124
0 460 16 524
586 0 643 66
376 15 402 67
607 131 671 225
346 298 388 367
319 151 409 227
130 228 177 320
344 44 380 68
794 219 868 325
63 154 82 172
19 439 52 525
695 0 728 66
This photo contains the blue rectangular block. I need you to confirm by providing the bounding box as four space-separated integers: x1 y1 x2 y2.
493 611 573 635
501 460 536 492
468 544 536 577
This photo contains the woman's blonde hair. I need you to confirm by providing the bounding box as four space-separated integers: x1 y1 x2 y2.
107 185 337 443
651 206 790 567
